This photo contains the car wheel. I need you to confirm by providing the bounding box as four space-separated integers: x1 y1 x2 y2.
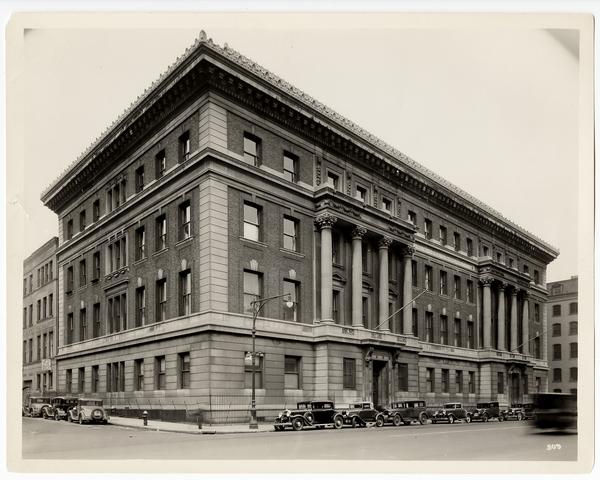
517 413 523 421
498 415 504 422
304 412 314 425
375 415 385 428
392 415 402 427
448 415 455 424
483 414 488 423
351 417 360 428
292 417 304 431
333 415 344 429
419 413 427 425
78 415 83 425
54 413 59 421
465 415 471 424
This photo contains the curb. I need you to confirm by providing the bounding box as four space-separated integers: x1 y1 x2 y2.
109 422 272 435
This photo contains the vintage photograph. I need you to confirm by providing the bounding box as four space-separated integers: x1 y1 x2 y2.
5 11 593 475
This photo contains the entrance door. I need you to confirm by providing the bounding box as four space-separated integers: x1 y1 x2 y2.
510 373 521 404
372 361 389 408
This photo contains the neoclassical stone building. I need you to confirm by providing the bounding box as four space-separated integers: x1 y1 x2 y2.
41 32 558 418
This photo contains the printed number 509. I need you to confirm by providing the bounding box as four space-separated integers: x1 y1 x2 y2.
547 444 562 450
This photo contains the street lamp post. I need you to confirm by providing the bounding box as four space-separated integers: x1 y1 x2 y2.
249 293 293 429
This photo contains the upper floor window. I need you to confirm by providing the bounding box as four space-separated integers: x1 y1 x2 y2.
440 270 448 296
355 185 367 203
66 266 74 293
570 342 578 359
67 219 74 240
552 344 561 360
454 275 462 300
79 210 86 232
466 237 474 256
327 171 339 191
453 232 461 252
243 133 261 166
179 270 192 316
135 165 145 192
534 303 540 322
79 259 87 287
155 150 166 179
509 257 515 268
283 151 298 183
569 302 578 315
382 197 392 214
407 210 416 224
93 199 100 222
92 251 101 281
107 236 127 272
551 284 563 295
179 201 191 240
135 226 146 261
534 270 540 284
156 215 167 251
552 323 561 337
156 279 167 322
179 130 191 162
439 226 447 246
243 203 260 242
283 280 299 322
482 245 489 257
411 260 417 287
283 216 298 252
425 265 433 291
496 252 503 263
424 219 432 240
552 305 562 317
523 264 530 275
466 280 474 303
569 321 578 335
332 231 342 265
243 270 262 314
135 287 146 327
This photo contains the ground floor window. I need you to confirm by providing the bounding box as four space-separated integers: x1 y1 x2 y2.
426 368 434 392
155 356 166 390
178 352 191 389
397 363 409 391
468 371 475 393
343 357 356 389
284 356 301 389
497 372 504 394
244 352 263 389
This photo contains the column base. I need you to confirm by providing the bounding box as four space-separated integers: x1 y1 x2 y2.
319 318 335 324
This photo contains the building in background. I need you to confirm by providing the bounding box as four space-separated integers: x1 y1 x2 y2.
546 276 578 394
39 32 558 421
22 237 59 399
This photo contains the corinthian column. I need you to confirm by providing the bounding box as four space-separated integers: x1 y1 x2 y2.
522 292 530 355
497 282 507 351
402 245 415 335
351 226 367 327
378 236 393 331
481 277 493 349
510 289 518 352
315 213 337 322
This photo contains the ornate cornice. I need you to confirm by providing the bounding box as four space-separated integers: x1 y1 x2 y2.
314 213 337 230
317 198 361 219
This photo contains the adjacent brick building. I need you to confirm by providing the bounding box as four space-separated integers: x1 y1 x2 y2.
40 32 558 420
22 237 59 398
546 277 578 395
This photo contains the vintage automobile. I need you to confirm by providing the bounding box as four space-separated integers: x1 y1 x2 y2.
501 403 535 421
381 400 429 426
22 396 53 418
50 396 79 421
468 402 503 422
67 398 110 425
341 402 385 427
532 393 577 431
431 403 471 424
273 401 344 431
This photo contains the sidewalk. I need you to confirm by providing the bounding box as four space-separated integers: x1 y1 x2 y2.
109 415 273 435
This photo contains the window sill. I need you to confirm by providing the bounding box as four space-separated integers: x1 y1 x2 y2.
133 257 148 266
239 237 268 249
175 237 194 248
153 248 169 258
279 248 305 259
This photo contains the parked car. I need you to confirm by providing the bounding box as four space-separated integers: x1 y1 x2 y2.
23 396 53 418
274 401 344 431
501 403 535 421
50 396 79 421
67 398 109 424
381 400 429 426
431 403 471 424
532 393 577 431
468 402 503 422
341 402 385 427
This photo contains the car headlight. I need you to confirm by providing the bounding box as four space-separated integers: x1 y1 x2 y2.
442 410 446 414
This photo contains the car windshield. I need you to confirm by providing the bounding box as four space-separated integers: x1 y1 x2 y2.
444 403 458 408
31 398 51 403
80 400 103 406
313 403 333 409
476 403 488 408
297 403 310 410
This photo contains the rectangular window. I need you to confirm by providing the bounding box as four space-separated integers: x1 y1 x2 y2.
283 280 299 322
283 216 298 251
179 270 192 316
468 371 475 394
343 358 356 389
91 365 99 393
67 313 74 344
451 371 461 394
412 308 419 337
79 309 87 341
93 199 100 222
135 287 146 327
509 257 515 268
382 197 392 213
332 290 340 324
570 342 578 359
178 352 191 389
534 270 540 284
79 210 86 232
453 232 460 251
67 219 74 240
523 374 529 395
425 312 433 342
426 368 435 392
466 238 474 256
79 259 87 287
36 335 41 360
327 171 339 190
439 226 447 246
552 344 561 360
48 331 53 358
523 264 529 275
425 265 433 291
48 294 53 316
135 165 145 192
569 321 578 335
283 151 298 182
441 369 449 393
411 260 418 287
135 226 146 261
553 368 562 382
134 359 144 391
440 316 448 345
569 302 578 315
535 377 541 393
284 356 301 389
66 266 74 293
156 279 167 322
244 352 263 389
29 305 33 326
107 293 127 333
42 333 47 358
440 270 448 295
498 372 505 394
482 245 489 257
424 219 432 239
156 215 167 251
397 363 409 392
454 275 461 300
466 280 474 303
496 252 503 263
43 297 47 318
355 185 367 202
78 367 85 393
552 323 561 337
66 369 72 393
454 318 462 347
179 201 191 240
243 271 262 314
243 203 260 242
155 150 166 179
92 251 100 281
407 210 416 224
155 356 166 390
362 296 369 328
243 133 261 166
534 303 540 322
93 303 101 337
570 367 577 382
552 304 562 317
179 130 191 162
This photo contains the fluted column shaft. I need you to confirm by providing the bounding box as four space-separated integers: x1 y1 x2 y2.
482 278 493 348
497 284 506 351
402 246 415 335
522 294 530 355
315 214 337 323
510 290 518 352
378 237 393 331
351 226 367 327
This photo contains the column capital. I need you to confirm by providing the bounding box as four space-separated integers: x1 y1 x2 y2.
378 236 393 249
480 276 494 287
401 245 416 257
314 213 337 230
498 281 509 291
510 287 519 297
521 289 530 300
351 225 367 240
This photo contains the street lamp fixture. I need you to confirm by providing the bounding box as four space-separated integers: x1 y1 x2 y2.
248 293 293 429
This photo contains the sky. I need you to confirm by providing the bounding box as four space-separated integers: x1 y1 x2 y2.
18 17 580 282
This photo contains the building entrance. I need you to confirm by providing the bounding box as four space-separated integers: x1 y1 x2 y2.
509 373 521 405
372 360 389 408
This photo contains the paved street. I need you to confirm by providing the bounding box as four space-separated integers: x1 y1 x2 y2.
22 417 576 461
